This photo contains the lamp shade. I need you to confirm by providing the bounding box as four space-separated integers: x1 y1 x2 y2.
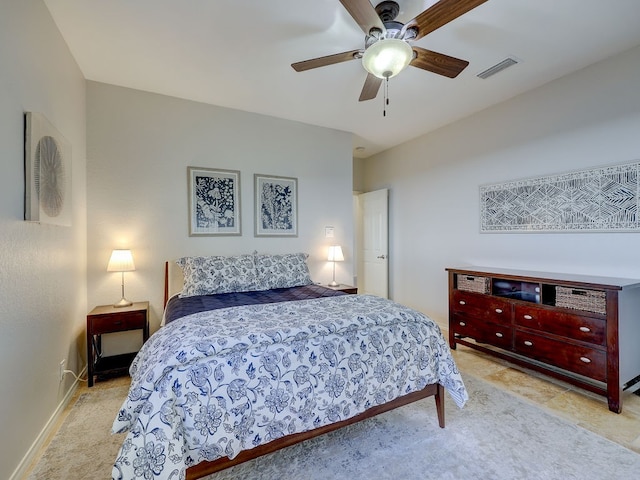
327 245 344 262
107 249 135 272
362 38 414 79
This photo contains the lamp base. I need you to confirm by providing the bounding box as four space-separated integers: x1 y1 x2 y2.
113 297 133 308
328 281 340 287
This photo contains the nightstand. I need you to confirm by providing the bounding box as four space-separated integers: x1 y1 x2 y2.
87 301 149 387
326 284 358 294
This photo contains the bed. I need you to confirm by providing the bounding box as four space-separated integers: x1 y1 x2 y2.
112 253 468 480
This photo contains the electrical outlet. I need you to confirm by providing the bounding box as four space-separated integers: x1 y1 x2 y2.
59 359 66 382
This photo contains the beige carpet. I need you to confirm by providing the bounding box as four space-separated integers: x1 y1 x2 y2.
27 385 128 480
28 375 640 479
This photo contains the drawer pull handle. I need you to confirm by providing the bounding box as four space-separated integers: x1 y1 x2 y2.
579 326 591 333
459 300 466 305
495 332 503 338
523 314 533 320
459 321 466 327
495 308 503 314
580 357 591 364
524 340 533 346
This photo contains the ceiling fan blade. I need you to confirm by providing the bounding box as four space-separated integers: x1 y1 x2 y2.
339 0 385 35
405 0 489 41
359 73 382 101
291 49 361 72
410 47 469 78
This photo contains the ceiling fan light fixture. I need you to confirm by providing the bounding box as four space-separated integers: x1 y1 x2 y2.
362 38 413 79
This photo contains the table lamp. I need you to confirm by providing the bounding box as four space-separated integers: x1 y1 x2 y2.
327 245 344 287
107 249 135 307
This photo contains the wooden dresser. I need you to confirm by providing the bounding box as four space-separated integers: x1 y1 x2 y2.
447 267 640 413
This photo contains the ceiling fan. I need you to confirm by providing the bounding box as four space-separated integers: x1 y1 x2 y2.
291 0 489 101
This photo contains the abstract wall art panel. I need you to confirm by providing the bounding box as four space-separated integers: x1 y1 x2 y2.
24 112 72 226
480 162 639 233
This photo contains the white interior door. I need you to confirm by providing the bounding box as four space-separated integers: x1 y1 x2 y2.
358 189 388 298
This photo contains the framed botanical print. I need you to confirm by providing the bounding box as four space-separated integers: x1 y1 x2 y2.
254 174 298 237
188 167 241 236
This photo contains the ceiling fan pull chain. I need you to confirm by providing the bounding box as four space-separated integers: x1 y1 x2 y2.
386 76 390 107
383 76 389 117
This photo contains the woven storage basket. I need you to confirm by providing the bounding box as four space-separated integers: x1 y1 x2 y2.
555 286 606 315
457 275 490 294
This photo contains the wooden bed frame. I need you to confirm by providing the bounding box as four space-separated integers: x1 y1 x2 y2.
163 262 446 480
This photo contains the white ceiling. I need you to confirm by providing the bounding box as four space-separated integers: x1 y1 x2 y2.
43 0 640 158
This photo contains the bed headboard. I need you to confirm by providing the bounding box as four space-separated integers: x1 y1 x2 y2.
164 261 184 307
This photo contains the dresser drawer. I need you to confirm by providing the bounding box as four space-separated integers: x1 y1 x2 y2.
514 305 605 346
89 311 146 334
452 314 513 350
452 290 512 325
514 330 606 382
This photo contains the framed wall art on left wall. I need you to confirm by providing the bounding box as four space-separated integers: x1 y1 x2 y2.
24 112 72 226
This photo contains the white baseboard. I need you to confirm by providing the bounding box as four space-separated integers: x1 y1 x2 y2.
9 366 87 480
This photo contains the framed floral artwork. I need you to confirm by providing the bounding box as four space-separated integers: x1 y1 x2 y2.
188 167 241 236
254 174 298 237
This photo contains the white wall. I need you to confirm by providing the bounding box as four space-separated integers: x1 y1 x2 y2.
86 82 354 342
362 45 640 327
0 1 87 479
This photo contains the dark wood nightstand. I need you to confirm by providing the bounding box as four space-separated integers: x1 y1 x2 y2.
325 284 358 294
87 301 149 387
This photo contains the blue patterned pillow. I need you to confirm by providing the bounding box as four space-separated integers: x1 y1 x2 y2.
254 253 313 290
176 255 259 297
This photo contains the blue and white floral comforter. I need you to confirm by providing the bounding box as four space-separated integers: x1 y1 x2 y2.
112 294 467 480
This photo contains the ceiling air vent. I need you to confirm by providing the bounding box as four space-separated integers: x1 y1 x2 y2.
477 57 519 79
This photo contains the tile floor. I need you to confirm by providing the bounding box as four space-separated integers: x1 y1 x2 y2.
450 342 640 453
